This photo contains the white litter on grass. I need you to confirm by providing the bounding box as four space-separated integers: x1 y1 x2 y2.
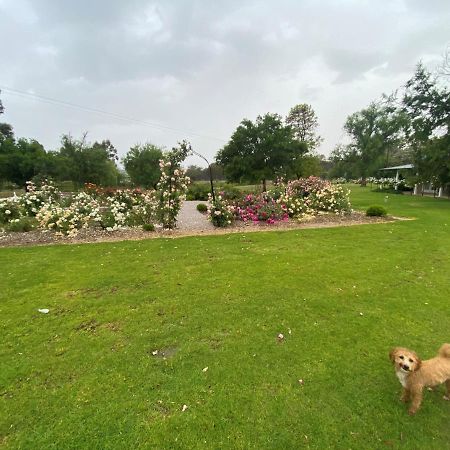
277 333 284 340
38 309 49 314
152 350 158 356
181 404 188 412
298 379 304 385
202 367 208 372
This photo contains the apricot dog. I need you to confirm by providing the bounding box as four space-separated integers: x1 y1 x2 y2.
389 344 450 415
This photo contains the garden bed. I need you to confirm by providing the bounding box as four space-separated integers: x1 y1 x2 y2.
0 211 395 247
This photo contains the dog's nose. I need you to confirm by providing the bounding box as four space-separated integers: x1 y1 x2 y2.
403 364 409 371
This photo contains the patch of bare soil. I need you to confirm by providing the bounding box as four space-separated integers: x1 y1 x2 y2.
0 212 398 248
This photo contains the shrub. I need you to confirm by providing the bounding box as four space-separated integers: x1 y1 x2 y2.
196 203 207 213
36 192 101 237
279 177 351 217
366 205 387 217
235 194 288 224
0 196 22 224
207 195 234 227
142 223 155 232
5 217 36 232
186 183 210 200
217 184 245 200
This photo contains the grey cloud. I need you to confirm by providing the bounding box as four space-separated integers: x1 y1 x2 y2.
1 0 449 162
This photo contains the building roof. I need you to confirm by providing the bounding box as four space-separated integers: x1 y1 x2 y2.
379 164 414 171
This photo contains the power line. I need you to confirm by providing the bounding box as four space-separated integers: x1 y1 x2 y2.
0 85 227 144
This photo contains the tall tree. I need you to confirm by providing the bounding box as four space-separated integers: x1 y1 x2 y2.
286 104 322 151
216 113 305 191
402 63 450 188
344 102 408 183
58 134 120 186
0 92 14 140
122 143 163 188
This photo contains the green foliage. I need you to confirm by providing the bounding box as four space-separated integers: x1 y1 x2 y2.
185 164 224 181
366 205 387 216
156 140 191 229
216 113 306 190
207 195 234 227
196 203 207 213
186 182 210 200
122 143 163 189
142 223 155 232
286 103 322 151
58 135 120 187
5 216 36 232
343 103 409 181
402 64 450 189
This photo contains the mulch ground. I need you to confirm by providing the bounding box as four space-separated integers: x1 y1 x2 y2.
0 212 399 248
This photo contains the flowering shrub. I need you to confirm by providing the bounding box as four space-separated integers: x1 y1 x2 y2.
367 177 412 191
36 192 101 237
280 177 351 217
156 141 191 229
235 194 288 224
1 142 190 235
0 195 22 225
0 179 60 230
207 194 234 227
20 180 60 216
205 176 351 228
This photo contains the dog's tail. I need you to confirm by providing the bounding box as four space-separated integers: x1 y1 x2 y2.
438 343 450 358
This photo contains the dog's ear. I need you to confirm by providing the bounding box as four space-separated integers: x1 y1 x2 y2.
389 348 398 363
414 355 422 371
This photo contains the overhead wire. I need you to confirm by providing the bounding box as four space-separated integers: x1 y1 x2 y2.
0 85 227 144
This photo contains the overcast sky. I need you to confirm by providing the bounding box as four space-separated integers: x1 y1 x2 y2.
1 0 449 167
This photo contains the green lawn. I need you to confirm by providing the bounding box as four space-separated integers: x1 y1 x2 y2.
1 187 449 449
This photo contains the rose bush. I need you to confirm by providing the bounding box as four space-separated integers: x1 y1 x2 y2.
207 194 234 227
207 176 351 227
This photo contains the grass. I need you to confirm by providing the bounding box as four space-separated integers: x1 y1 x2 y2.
1 186 450 449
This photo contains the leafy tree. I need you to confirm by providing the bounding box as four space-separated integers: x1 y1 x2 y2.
401 63 450 189
58 134 120 187
122 143 163 188
343 102 408 184
328 144 360 179
295 154 323 178
185 163 224 181
216 113 305 191
286 104 322 151
0 93 14 140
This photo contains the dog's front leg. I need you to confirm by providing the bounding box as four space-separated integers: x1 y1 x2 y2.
400 388 410 403
408 386 423 415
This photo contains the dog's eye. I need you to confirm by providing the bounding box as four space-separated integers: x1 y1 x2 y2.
408 358 413 363
399 356 404 360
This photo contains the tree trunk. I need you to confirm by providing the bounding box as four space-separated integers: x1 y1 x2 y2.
262 179 267 192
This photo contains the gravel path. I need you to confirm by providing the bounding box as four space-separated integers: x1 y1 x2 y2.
177 200 214 231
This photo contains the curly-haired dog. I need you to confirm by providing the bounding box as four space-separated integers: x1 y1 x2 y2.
389 344 450 415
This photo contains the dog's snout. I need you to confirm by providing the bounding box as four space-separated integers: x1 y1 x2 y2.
402 364 410 371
